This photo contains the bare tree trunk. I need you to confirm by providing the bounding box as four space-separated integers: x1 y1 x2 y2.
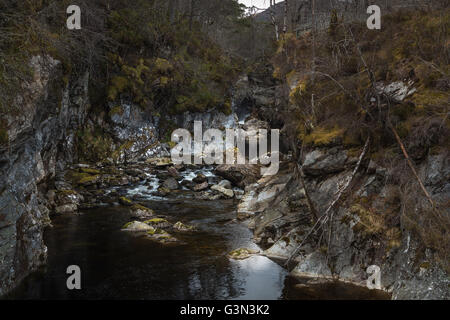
269 0 279 40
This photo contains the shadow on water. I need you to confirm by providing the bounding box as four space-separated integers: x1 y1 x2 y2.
5 197 390 300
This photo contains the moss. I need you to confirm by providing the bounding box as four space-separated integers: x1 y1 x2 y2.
144 218 168 225
79 168 101 175
66 170 100 186
350 204 385 236
122 222 133 229
302 126 344 147
131 204 153 213
57 189 77 195
119 197 133 206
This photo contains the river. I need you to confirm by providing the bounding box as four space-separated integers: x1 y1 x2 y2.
5 169 390 300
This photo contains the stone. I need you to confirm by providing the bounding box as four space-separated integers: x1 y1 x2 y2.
218 180 232 189
228 248 259 260
173 221 195 232
55 204 78 214
291 252 332 279
215 164 260 188
119 196 133 206
162 177 179 190
144 218 172 229
130 204 154 219
193 173 207 184
211 185 234 198
121 221 155 232
167 166 179 178
193 181 209 191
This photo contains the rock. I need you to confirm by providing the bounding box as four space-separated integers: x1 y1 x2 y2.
215 164 261 188
291 252 332 279
193 181 209 191
144 218 172 229
146 229 179 244
125 168 143 177
302 148 348 176
173 221 195 232
194 191 222 201
130 204 154 219
228 248 259 260
54 180 73 191
55 204 78 214
167 166 179 178
162 177 179 190
121 221 155 232
107 176 130 186
234 189 245 200
119 196 133 206
193 173 207 184
147 157 172 167
157 187 170 197
55 190 83 206
218 180 232 189
375 81 416 103
211 185 234 198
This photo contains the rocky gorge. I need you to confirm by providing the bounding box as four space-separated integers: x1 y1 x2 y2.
1 54 448 300
0 2 449 300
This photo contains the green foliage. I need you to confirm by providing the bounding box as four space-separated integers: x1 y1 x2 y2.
76 127 114 163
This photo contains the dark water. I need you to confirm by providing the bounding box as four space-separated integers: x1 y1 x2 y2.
5 196 390 300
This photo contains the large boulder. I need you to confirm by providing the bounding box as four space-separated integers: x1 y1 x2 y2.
302 148 348 176
215 164 260 188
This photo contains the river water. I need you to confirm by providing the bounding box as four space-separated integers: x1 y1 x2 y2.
6 171 390 300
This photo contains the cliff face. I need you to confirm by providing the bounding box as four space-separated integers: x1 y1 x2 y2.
0 56 90 296
241 147 449 299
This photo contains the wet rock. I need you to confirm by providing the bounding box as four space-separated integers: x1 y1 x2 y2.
162 177 179 190
130 204 154 219
146 229 179 244
218 180 232 189
193 181 209 191
173 221 195 232
167 166 179 178
193 173 207 184
121 221 154 232
228 248 259 260
55 204 78 214
157 187 170 197
144 218 172 229
211 185 234 198
195 191 222 201
119 196 133 206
